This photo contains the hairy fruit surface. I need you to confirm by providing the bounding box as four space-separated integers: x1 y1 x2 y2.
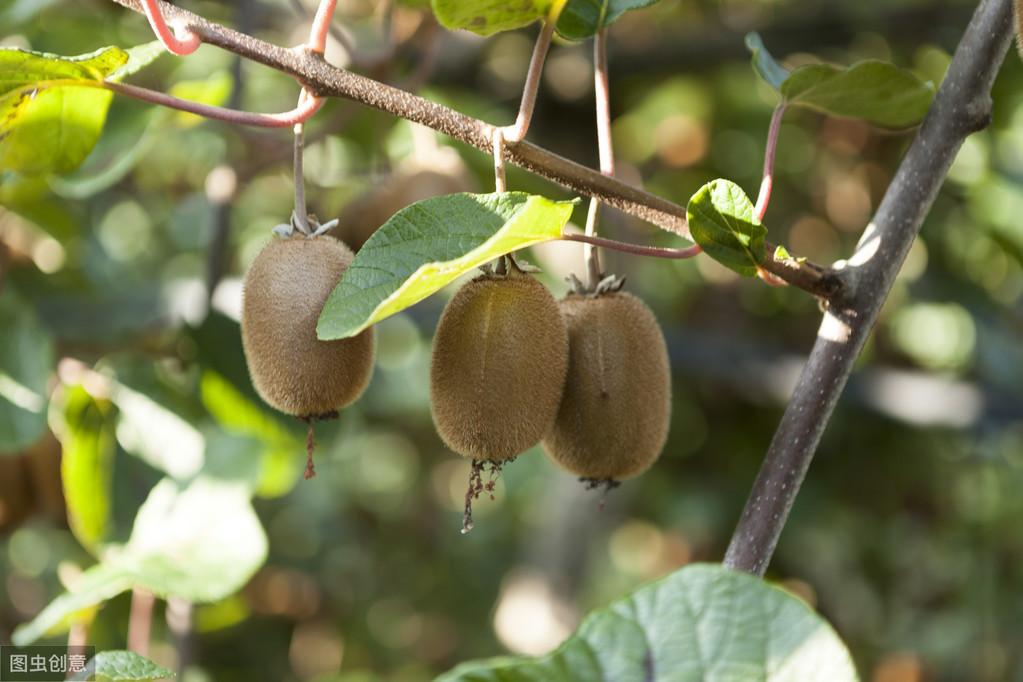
430 270 569 462
543 292 671 481
242 235 374 417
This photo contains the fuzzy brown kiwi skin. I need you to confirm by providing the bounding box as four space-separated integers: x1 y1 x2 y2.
241 234 374 418
542 292 671 481
430 269 569 462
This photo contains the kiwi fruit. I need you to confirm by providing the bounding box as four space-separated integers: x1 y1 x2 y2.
542 291 671 483
430 267 569 463
242 234 374 417
242 234 375 476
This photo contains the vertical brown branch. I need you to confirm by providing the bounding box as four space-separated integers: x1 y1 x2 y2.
724 0 1014 576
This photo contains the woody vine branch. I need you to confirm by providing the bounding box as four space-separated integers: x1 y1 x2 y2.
108 0 838 299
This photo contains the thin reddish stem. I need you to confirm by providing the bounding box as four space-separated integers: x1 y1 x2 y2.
503 19 556 142
141 0 200 55
754 102 787 223
561 233 702 260
127 588 155 656
308 0 338 54
102 80 323 128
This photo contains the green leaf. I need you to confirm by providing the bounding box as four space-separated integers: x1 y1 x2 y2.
744 34 934 128
0 46 127 174
431 0 559 35
0 47 127 98
437 564 858 682
745 32 790 91
0 291 54 454
781 60 934 129
119 476 269 603
556 0 661 41
317 192 575 340
75 650 175 682
11 562 134 646
687 179 767 277
53 385 118 551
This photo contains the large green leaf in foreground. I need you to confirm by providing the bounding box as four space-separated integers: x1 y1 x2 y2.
438 564 859 682
317 192 575 340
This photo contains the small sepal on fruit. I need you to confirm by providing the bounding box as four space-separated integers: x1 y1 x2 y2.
566 272 625 297
273 212 339 239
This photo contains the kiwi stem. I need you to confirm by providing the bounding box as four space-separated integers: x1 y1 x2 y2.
293 120 312 234
561 233 702 260
502 19 556 143
753 102 787 223
492 127 508 193
583 28 615 290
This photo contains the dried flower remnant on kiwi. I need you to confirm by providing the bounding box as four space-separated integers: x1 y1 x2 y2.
461 456 516 534
430 257 569 532
542 274 671 503
241 221 375 479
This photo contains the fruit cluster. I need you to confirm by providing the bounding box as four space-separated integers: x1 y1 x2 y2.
241 234 671 525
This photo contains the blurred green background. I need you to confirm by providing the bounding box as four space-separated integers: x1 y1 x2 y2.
2 0 1023 680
